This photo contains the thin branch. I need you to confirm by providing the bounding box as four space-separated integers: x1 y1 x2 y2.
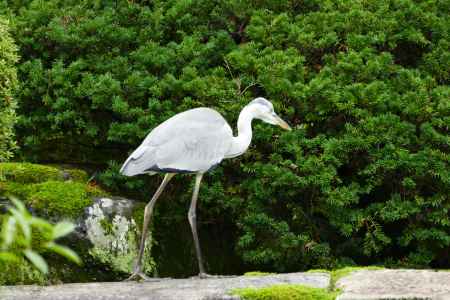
239 82 258 96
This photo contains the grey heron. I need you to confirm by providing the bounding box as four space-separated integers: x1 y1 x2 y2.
120 97 291 281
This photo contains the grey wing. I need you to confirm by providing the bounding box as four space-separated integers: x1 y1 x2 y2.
120 108 233 176
154 123 232 172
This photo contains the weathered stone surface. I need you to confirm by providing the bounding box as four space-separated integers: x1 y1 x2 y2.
81 197 154 274
0 272 330 300
336 269 450 300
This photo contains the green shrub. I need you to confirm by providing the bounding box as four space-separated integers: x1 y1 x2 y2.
6 0 450 273
0 17 18 162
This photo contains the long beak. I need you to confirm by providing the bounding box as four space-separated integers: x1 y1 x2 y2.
275 115 292 131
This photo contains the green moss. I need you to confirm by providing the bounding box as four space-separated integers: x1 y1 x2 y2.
86 183 110 197
0 163 108 220
0 257 47 285
0 181 32 198
244 271 276 276
27 181 101 219
65 169 89 183
0 163 62 184
1 180 108 220
0 163 125 284
233 284 339 300
331 266 384 283
87 209 155 275
308 266 385 289
0 163 92 185
236 267 387 300
132 202 146 229
99 218 114 235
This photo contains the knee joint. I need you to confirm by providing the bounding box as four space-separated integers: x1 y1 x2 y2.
188 210 196 221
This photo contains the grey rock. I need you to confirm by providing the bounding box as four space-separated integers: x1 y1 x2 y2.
0 272 330 300
336 269 450 300
80 197 154 274
90 197 135 217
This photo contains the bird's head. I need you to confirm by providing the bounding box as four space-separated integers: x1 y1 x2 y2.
247 97 292 131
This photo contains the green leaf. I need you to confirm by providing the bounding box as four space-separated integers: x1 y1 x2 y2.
52 222 76 240
9 207 31 244
0 251 19 262
24 249 48 274
2 216 17 248
45 242 81 265
10 197 27 214
30 217 53 231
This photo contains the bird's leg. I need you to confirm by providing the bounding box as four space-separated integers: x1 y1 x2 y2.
125 173 175 282
188 172 210 277
186 173 238 280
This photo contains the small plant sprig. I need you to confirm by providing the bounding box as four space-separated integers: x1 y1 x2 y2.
0 197 81 273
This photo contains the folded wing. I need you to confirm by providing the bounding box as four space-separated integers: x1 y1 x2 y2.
120 108 233 176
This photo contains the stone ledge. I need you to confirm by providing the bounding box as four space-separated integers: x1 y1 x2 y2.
336 269 450 300
0 272 330 300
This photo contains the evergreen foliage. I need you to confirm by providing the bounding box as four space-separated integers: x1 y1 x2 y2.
4 0 450 273
0 17 18 161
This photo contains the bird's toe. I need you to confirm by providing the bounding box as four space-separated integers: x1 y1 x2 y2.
124 272 155 282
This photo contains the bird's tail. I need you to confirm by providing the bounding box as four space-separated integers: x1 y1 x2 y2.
120 145 157 176
119 156 137 176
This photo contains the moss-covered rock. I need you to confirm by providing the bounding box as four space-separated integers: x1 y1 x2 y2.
0 163 156 283
63 168 89 183
233 284 338 300
236 267 386 299
0 163 127 284
0 163 62 184
84 197 155 275
0 181 32 199
0 163 105 220
27 181 94 220
0 162 89 184
307 266 385 289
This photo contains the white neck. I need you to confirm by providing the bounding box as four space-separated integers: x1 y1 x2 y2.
225 105 256 158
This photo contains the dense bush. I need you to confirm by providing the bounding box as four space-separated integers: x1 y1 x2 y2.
0 17 18 161
5 0 450 274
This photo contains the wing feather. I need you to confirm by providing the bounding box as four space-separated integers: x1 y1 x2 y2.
120 107 233 176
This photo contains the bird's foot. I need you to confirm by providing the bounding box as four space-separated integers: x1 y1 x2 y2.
197 272 236 279
124 271 160 282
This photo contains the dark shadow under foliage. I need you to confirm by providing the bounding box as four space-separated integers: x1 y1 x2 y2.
3 0 449 276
